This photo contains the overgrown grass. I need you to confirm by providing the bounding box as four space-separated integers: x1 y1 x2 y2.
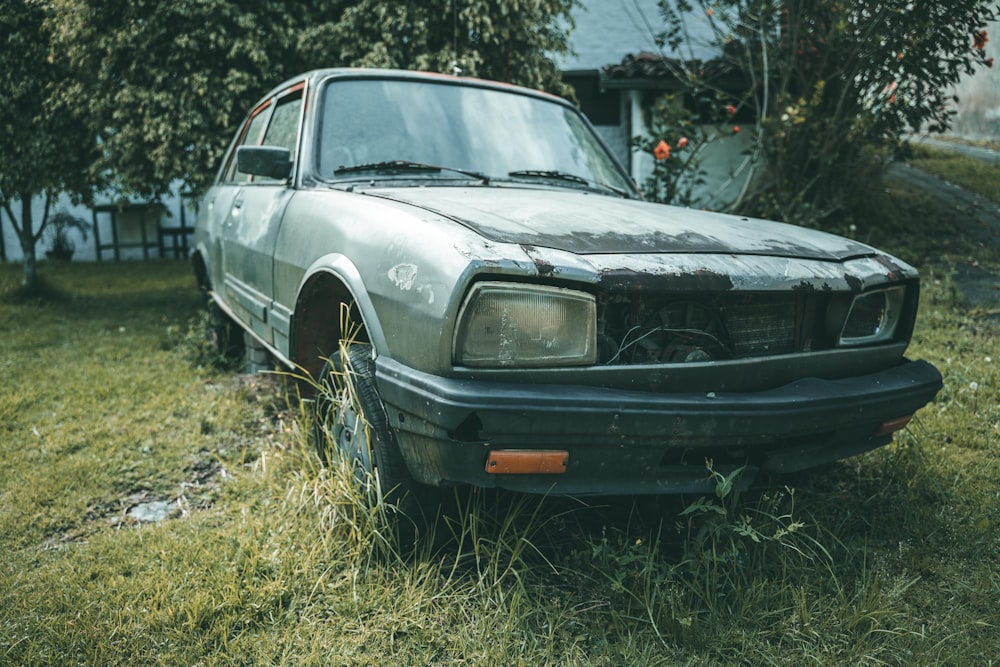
1 165 998 665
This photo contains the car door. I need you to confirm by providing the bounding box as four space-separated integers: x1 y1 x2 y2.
219 84 304 345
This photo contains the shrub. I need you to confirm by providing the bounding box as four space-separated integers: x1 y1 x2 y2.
641 0 997 225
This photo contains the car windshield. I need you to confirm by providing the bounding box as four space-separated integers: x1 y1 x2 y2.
316 77 633 195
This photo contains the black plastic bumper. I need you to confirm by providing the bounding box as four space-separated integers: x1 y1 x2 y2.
374 358 943 495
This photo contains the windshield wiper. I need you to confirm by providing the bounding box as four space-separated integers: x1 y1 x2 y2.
507 170 630 197
334 160 490 183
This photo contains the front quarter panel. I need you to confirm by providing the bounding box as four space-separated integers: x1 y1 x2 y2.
272 189 537 371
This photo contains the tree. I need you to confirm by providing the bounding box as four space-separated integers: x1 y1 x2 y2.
47 0 343 199
0 0 98 288
642 0 997 225
48 0 578 199
298 0 577 96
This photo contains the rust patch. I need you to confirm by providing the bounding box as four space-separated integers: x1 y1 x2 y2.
599 267 735 292
521 244 555 276
844 274 864 292
872 254 904 281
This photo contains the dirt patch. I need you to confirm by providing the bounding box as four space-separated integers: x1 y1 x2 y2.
41 452 231 549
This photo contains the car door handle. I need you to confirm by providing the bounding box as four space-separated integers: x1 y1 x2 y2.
231 192 245 217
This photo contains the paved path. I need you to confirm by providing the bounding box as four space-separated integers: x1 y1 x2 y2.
887 151 1000 314
913 136 1000 166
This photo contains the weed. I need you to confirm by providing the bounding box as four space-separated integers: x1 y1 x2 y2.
161 304 246 372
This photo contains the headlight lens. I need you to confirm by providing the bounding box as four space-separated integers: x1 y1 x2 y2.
454 282 596 367
833 286 906 346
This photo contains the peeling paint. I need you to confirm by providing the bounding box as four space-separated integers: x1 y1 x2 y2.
388 263 418 290
376 187 877 261
417 284 436 304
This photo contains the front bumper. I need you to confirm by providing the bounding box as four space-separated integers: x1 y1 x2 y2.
375 357 942 495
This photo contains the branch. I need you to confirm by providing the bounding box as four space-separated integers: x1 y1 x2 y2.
3 198 23 236
31 192 53 245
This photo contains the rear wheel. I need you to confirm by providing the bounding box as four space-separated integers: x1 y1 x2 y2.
205 299 245 367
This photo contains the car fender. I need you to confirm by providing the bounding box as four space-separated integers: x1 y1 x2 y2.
294 253 389 354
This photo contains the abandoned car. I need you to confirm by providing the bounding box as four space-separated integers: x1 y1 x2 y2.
192 69 943 498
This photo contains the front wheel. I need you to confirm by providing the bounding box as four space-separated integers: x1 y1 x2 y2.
314 342 425 519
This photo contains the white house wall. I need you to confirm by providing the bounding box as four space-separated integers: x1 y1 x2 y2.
1 193 95 262
1 188 192 263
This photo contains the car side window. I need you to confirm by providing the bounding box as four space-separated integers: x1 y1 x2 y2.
222 102 272 184
254 90 304 184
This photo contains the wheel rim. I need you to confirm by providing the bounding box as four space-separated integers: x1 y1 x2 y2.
332 396 373 476
315 355 374 480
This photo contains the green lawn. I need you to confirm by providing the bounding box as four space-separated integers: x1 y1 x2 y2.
1 176 998 664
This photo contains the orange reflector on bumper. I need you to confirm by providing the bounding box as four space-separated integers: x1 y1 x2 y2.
872 415 913 438
486 450 568 475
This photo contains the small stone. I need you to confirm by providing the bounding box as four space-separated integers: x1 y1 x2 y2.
127 500 176 523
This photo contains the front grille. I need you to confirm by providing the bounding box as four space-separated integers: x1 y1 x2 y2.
725 298 796 356
597 291 826 365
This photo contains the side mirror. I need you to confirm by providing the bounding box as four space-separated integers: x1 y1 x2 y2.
237 145 293 180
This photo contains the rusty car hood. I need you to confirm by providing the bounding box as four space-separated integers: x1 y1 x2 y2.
368 186 875 262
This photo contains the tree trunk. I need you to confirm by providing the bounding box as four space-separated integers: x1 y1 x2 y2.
18 197 38 289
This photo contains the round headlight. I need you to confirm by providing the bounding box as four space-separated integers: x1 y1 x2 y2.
454 282 596 367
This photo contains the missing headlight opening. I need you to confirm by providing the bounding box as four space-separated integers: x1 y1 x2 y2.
598 291 812 364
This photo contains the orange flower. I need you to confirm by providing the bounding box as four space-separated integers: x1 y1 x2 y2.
732 125 741 134
677 136 689 149
653 140 671 160
706 7 714 16
889 93 897 104
974 30 989 49
726 104 737 115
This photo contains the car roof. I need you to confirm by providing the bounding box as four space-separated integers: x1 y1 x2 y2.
263 68 571 107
